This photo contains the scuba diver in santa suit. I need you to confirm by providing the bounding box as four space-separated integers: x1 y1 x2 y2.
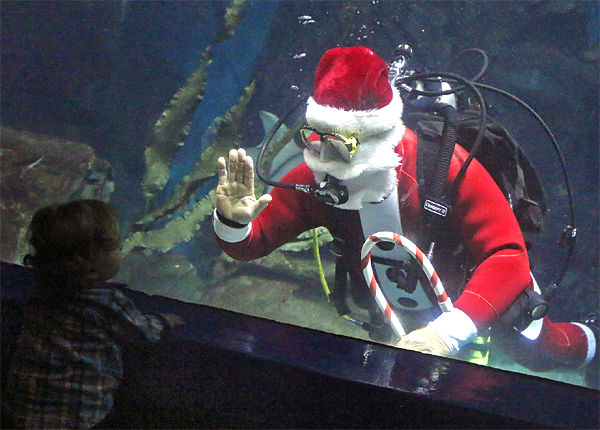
213 46 597 383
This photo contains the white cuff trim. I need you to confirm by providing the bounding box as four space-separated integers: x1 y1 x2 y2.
573 322 597 366
427 308 478 356
213 209 251 243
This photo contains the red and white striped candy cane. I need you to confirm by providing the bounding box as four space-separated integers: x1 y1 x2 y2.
360 231 454 339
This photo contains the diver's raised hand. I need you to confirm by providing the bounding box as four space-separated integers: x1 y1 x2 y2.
215 148 272 225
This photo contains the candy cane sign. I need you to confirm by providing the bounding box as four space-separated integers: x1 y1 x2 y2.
360 231 454 339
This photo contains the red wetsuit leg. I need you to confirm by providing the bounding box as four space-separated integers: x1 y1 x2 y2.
493 318 593 372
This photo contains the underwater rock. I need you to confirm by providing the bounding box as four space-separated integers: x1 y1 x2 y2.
0 126 113 263
122 191 214 255
114 249 204 303
203 247 368 340
278 227 333 252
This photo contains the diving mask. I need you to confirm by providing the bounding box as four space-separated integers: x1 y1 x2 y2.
300 126 359 163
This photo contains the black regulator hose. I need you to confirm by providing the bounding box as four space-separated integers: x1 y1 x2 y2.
474 83 576 234
402 71 575 242
255 94 312 193
473 83 576 289
429 103 458 199
398 70 488 192
419 102 459 258
397 69 576 289
448 48 489 84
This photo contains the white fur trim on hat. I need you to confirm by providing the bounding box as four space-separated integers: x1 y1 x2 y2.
305 87 404 140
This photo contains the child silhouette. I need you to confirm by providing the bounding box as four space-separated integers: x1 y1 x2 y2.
4 199 184 429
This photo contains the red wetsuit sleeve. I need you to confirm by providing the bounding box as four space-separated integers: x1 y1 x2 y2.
447 146 531 330
215 164 328 261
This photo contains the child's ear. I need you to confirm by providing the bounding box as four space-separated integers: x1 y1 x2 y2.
86 269 99 280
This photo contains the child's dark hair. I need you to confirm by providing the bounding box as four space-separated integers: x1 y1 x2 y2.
24 199 121 299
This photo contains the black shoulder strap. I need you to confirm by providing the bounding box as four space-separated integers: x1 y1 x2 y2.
416 130 443 205
407 111 444 203
407 109 457 253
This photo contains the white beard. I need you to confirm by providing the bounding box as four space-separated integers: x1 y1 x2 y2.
305 122 405 210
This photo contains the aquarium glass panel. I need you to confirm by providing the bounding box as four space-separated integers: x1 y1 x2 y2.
2 0 598 389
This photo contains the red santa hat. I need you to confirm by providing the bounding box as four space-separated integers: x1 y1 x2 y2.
305 46 403 139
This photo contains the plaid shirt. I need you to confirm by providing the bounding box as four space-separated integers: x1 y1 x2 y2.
5 286 166 429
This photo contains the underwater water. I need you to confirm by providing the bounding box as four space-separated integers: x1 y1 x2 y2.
1 0 598 390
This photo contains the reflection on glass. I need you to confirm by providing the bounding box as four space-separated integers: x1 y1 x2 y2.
1 0 598 390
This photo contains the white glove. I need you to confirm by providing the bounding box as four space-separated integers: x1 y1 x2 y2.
397 308 479 356
397 327 452 356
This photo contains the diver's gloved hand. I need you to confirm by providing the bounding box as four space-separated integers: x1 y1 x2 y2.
215 148 272 225
396 327 451 356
